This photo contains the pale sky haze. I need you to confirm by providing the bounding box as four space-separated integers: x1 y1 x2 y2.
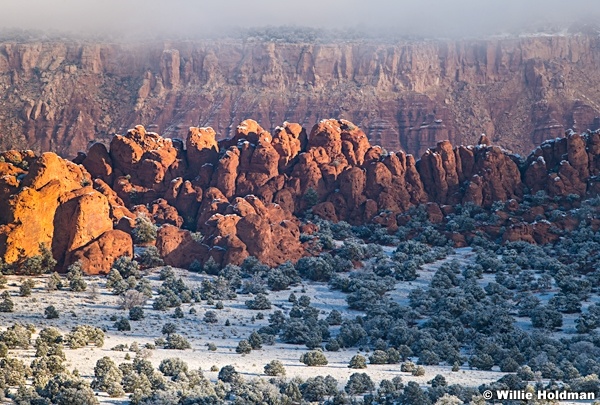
1 0 598 39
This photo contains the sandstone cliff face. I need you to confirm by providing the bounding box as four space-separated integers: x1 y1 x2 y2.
82 119 600 268
0 151 132 274
2 117 600 272
1 35 599 158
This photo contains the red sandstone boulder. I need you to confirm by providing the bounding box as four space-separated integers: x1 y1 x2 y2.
425 203 444 224
146 198 184 227
532 221 560 244
272 122 306 171
204 195 303 266
233 119 269 144
0 152 95 264
0 151 126 273
212 147 240 198
339 119 370 165
155 224 208 268
567 131 589 179
339 167 366 208
523 131 599 197
186 126 219 174
164 177 203 225
0 179 64 263
93 178 136 229
109 125 183 192
308 119 343 158
52 187 114 266
312 202 338 222
524 156 548 194
448 232 467 247
82 142 114 184
547 161 587 196
195 187 230 234
159 193 304 268
236 134 280 195
68 230 133 275
503 223 536 244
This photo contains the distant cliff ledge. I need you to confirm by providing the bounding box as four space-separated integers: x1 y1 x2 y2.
0 34 599 157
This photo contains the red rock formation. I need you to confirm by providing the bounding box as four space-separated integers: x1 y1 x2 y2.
3 119 600 272
0 152 91 263
52 187 114 266
0 151 126 272
186 126 218 174
308 120 343 159
157 193 304 268
155 225 208 269
93 178 136 231
109 125 183 190
146 198 184 227
68 230 133 275
82 143 114 184
4 35 600 158
272 122 306 172
418 141 523 207
524 130 600 197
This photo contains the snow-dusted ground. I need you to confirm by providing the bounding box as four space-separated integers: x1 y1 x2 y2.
386 247 475 306
0 259 500 404
0 246 595 404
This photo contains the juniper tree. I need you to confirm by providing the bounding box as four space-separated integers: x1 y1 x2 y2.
264 360 286 376
91 357 124 397
345 372 374 395
44 306 59 319
66 261 87 292
349 354 367 369
132 214 157 244
235 340 252 354
299 350 328 366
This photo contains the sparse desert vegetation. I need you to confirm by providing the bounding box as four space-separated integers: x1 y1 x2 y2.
1 195 600 403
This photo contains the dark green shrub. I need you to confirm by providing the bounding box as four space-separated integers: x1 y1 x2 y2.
138 246 164 267
264 360 286 376
158 358 188 377
19 243 56 275
349 355 367 369
204 311 218 323
91 356 124 397
111 256 140 279
66 261 87 292
173 307 184 319
132 214 157 244
248 332 262 350
129 306 144 321
0 291 13 312
114 318 131 332
245 293 271 310
165 334 190 350
235 340 252 354
65 325 104 349
44 306 59 319
0 323 32 349
161 322 177 336
19 278 35 296
218 365 239 383
299 350 328 366
345 372 374 395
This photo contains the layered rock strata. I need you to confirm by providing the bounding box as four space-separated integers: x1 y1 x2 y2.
1 35 600 158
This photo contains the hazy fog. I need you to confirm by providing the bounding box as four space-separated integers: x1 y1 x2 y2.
2 0 599 39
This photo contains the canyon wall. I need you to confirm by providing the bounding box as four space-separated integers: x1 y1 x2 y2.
1 35 600 157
